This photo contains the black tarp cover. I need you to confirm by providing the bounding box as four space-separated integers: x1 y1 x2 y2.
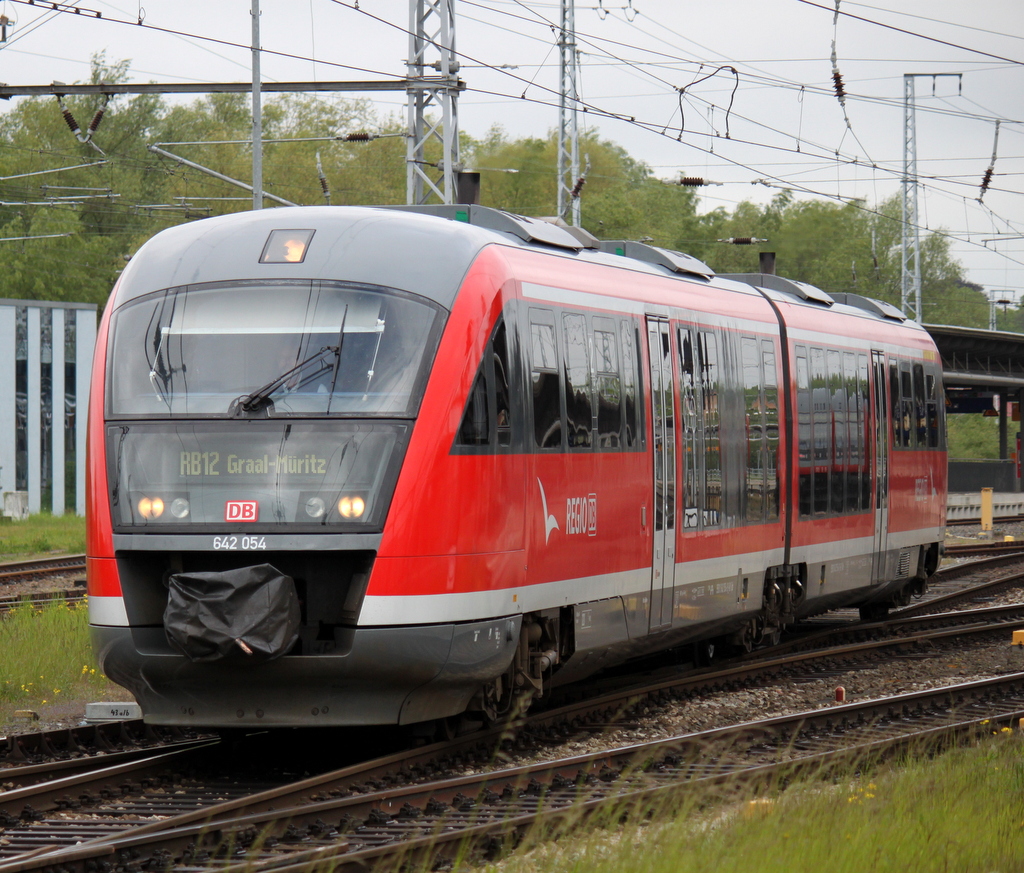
164 564 301 662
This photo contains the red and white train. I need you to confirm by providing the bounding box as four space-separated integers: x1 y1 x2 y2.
87 205 947 728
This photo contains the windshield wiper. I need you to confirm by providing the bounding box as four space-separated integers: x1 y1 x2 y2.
325 307 348 412
237 343 339 413
148 326 171 408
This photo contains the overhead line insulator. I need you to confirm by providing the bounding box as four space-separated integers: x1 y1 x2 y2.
831 70 847 102
88 106 105 133
59 106 81 137
979 167 994 197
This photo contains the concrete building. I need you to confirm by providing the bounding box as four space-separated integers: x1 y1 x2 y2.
0 298 98 517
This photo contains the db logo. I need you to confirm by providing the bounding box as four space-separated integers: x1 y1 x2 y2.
225 501 259 522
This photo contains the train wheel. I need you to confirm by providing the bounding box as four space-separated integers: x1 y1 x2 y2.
731 621 756 654
892 586 913 608
859 603 889 622
757 620 782 647
693 639 716 667
435 715 461 742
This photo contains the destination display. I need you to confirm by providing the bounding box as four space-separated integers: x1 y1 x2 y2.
178 451 330 477
107 422 408 530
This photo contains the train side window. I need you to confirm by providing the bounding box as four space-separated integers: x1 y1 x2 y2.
458 370 490 445
900 362 914 448
826 349 845 514
529 309 563 450
741 336 764 523
795 347 812 518
620 320 639 448
762 339 780 521
593 317 622 449
563 313 593 450
889 362 901 450
843 351 860 512
679 327 701 528
493 320 512 447
858 354 871 508
926 371 941 448
700 330 722 527
456 316 513 450
913 363 927 448
810 347 829 514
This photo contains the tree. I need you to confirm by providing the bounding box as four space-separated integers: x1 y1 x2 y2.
683 191 986 325
0 55 181 304
0 60 989 329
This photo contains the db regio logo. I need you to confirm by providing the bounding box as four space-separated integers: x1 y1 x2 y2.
225 501 259 522
565 494 597 536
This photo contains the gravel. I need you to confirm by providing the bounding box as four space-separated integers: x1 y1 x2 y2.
477 635 1024 772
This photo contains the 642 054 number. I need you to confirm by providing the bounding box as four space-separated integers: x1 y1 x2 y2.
213 535 267 550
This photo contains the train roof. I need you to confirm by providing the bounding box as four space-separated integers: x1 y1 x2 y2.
115 205 915 332
114 206 499 310
114 204 723 312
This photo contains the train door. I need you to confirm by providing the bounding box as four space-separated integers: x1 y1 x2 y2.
870 350 890 583
646 317 676 631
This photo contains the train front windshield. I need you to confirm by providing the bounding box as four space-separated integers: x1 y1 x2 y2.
104 281 443 532
108 281 442 418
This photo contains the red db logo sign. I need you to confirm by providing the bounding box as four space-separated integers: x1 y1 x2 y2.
225 501 259 522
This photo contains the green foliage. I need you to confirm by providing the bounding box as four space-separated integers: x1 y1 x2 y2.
0 513 86 560
0 599 111 709
482 738 1024 873
0 58 988 327
697 192 986 325
946 414 1001 459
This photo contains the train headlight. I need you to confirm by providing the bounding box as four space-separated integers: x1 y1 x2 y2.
305 496 326 519
338 495 366 518
138 496 165 519
170 498 191 519
259 229 315 264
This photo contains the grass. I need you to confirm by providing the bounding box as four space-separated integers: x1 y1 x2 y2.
0 513 130 732
476 736 1024 873
0 597 126 727
0 512 86 561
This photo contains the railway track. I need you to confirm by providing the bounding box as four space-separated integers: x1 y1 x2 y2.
1 551 1022 871
0 555 87 614
947 513 1024 528
0 587 86 613
2 592 1022 871
1 671 1022 873
0 555 86 586
1 719 213 773
944 542 1024 558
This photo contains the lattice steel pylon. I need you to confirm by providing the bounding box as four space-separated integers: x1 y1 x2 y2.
901 72 962 323
901 74 921 322
556 0 580 225
406 0 461 205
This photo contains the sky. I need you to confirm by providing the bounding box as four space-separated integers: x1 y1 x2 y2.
1 0 1022 317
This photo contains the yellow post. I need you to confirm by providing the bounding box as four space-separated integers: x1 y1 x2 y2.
981 487 994 532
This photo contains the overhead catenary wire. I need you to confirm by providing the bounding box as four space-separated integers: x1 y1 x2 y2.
4 64 1018 248
11 0 1018 170
4 78 1019 277
2 0 1021 281
796 0 1024 66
